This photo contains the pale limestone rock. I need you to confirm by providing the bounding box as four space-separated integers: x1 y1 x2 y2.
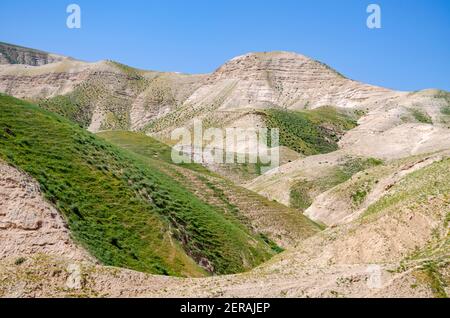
0 161 90 261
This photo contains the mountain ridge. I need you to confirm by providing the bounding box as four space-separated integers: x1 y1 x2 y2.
0 41 439 135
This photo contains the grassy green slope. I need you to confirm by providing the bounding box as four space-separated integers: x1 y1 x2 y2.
97 130 279 181
0 94 277 276
97 130 214 176
262 107 357 155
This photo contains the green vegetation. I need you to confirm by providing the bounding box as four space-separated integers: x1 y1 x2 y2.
262 107 357 155
37 94 92 128
216 162 264 182
207 158 271 183
290 157 383 210
290 180 314 210
38 63 150 130
259 233 284 254
197 175 241 217
410 108 433 124
352 109 368 119
98 131 174 161
441 105 450 116
97 130 215 176
108 60 145 79
0 94 277 276
98 131 315 249
351 187 370 205
420 261 448 298
98 130 283 184
14 257 26 266
340 157 384 176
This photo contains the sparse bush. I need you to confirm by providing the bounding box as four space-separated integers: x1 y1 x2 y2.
440 105 450 115
351 187 369 205
410 108 433 124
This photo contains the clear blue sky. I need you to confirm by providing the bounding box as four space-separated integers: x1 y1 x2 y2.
0 0 449 91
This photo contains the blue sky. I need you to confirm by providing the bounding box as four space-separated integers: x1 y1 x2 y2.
0 0 449 91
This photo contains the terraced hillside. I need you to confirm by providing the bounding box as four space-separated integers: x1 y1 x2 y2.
0 94 290 276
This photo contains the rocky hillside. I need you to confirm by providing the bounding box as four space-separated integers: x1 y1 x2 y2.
183 51 392 110
246 89 450 208
1 43 447 151
0 43 398 135
0 43 206 132
143 51 399 137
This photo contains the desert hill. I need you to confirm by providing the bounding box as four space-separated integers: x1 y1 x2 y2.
0 42 449 297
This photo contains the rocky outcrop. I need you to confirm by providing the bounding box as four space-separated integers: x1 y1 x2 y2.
130 73 207 130
0 42 65 66
0 161 90 261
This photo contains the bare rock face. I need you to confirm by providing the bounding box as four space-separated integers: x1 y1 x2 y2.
0 161 90 261
0 60 93 99
0 42 65 66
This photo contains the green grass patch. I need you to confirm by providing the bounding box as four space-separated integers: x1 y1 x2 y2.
97 130 215 176
99 131 317 250
37 64 149 130
441 105 450 116
420 261 448 298
37 94 92 128
262 107 357 155
351 187 369 205
410 108 433 124
259 233 284 254
290 180 314 210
